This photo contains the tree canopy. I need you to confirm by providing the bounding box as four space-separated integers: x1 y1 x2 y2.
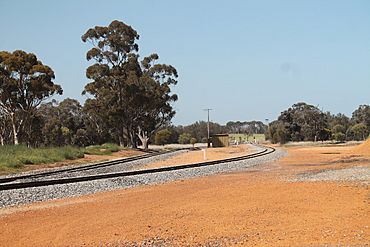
81 20 178 149
267 102 330 143
0 50 62 145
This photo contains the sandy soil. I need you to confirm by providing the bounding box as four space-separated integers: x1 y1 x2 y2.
143 144 253 169
352 138 370 156
0 144 369 246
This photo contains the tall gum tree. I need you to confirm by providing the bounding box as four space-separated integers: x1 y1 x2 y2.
0 108 8 145
129 53 178 149
0 50 62 145
82 20 178 148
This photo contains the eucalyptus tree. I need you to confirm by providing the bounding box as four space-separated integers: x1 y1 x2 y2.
134 54 178 149
352 105 370 129
0 50 62 145
154 129 172 145
0 108 9 145
350 123 369 141
83 98 114 145
38 98 88 146
81 20 178 148
276 102 329 142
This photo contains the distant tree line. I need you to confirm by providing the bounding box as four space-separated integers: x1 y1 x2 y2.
153 120 267 145
267 102 370 144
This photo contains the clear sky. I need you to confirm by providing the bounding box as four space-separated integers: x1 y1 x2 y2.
1 0 369 125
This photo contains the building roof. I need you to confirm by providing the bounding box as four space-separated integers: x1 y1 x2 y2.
211 134 229 137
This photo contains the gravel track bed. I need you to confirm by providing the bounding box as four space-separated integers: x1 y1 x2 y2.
0 150 187 183
0 146 285 208
290 166 370 184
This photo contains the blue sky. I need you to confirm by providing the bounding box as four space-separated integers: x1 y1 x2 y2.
1 0 369 125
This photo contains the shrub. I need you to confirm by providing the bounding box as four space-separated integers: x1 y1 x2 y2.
333 132 346 142
351 123 369 141
178 133 192 144
155 129 172 145
190 137 197 147
84 143 121 155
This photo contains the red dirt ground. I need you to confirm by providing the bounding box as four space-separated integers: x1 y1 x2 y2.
0 144 369 246
352 138 370 156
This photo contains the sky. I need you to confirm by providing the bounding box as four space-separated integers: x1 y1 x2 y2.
1 0 369 125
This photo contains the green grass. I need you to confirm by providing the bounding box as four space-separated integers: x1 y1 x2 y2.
0 145 84 172
84 143 123 155
0 143 124 173
229 134 266 142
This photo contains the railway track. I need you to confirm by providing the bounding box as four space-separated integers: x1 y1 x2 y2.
0 145 275 191
0 148 182 184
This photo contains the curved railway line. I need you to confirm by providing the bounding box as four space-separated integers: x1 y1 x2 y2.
0 148 180 184
0 145 275 191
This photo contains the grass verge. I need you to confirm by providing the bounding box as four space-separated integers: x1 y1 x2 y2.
0 143 123 173
0 145 84 173
84 143 123 155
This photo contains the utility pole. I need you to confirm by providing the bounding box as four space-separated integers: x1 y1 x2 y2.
203 109 212 147
265 118 269 140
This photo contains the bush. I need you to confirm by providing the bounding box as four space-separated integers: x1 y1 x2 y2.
155 129 172 145
84 143 121 155
190 137 197 147
178 133 192 144
351 123 369 141
333 132 346 142
269 121 289 144
102 143 120 152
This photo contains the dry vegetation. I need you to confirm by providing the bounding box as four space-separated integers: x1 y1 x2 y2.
0 144 143 175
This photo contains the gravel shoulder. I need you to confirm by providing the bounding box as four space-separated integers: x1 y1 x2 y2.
290 166 370 184
143 144 255 169
278 145 370 185
0 145 283 208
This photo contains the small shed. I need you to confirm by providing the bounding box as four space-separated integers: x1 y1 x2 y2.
211 134 229 147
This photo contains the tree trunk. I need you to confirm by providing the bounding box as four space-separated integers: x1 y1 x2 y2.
137 127 149 150
127 128 137 148
0 135 4 146
118 127 125 147
118 135 124 147
130 134 138 149
138 136 149 150
10 113 19 145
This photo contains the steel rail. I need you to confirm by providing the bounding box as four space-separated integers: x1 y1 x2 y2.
0 148 184 184
0 146 275 191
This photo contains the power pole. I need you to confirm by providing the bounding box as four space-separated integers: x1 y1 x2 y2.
203 108 212 147
265 118 269 141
